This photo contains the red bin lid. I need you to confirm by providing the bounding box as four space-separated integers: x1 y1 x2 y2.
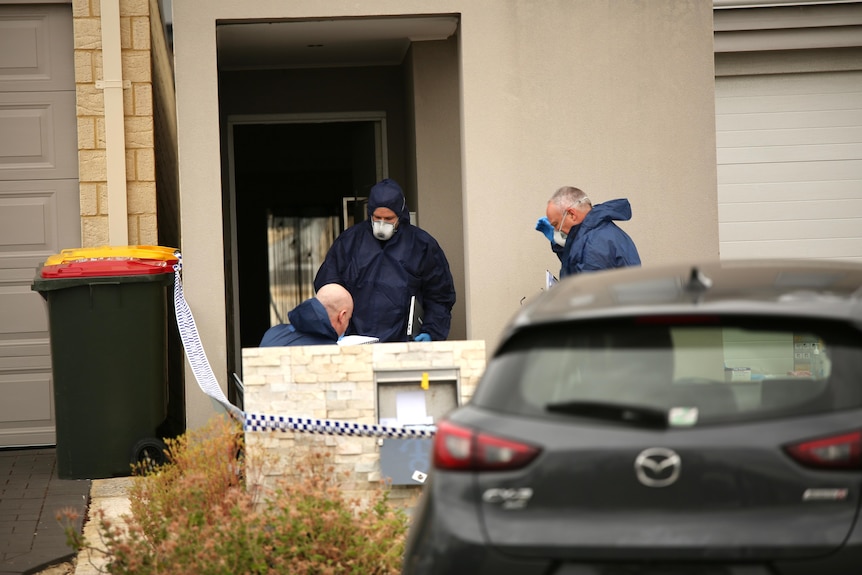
40 258 176 278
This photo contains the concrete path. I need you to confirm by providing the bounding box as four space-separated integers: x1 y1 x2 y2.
72 478 131 575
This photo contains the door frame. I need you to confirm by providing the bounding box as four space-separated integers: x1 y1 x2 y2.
225 111 388 385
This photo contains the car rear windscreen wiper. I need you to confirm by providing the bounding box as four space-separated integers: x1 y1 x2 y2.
545 400 668 428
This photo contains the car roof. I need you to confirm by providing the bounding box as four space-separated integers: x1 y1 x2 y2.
508 259 862 335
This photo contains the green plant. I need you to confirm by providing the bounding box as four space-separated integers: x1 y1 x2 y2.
61 416 409 574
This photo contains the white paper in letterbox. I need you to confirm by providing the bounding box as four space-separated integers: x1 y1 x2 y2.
396 390 434 425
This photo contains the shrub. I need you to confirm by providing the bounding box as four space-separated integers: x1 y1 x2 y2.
62 416 409 574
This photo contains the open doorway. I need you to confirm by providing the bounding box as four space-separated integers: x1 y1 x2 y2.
215 17 463 405
227 115 386 366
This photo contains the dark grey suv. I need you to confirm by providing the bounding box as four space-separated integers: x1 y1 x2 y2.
402 260 862 575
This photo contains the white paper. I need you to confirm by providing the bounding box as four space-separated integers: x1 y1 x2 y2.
337 334 379 346
396 390 429 425
546 270 559 290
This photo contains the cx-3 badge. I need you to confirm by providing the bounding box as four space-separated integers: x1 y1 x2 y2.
482 487 533 510
635 447 681 488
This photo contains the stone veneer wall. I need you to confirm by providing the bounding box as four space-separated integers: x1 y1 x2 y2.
242 340 486 508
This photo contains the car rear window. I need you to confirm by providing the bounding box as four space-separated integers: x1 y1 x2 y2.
471 316 862 427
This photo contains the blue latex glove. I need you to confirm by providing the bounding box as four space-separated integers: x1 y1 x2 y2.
535 217 555 242
414 333 432 342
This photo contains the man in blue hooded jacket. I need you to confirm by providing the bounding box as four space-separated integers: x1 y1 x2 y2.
536 186 641 278
313 178 456 343
259 283 353 347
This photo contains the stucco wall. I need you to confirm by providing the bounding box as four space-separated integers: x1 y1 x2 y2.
408 37 466 342
173 0 718 429
457 0 718 343
149 0 180 250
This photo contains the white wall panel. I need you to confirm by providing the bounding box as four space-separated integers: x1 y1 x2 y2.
716 71 862 261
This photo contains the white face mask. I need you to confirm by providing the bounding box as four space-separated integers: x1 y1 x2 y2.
553 208 569 247
372 220 396 241
553 230 568 248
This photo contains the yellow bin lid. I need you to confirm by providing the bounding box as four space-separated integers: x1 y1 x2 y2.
44 245 179 266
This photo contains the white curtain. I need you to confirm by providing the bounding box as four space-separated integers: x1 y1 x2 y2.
266 213 339 326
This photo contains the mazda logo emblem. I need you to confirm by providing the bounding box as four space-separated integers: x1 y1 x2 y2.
634 447 681 488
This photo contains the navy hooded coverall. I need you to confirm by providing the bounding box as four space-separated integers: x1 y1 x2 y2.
259 297 339 347
313 179 456 343
552 198 641 277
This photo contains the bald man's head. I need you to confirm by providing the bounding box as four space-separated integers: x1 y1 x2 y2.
316 283 354 338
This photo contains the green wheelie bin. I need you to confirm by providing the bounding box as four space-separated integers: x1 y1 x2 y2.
32 246 177 479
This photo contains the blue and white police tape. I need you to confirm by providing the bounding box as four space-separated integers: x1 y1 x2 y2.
171 252 436 438
172 262 243 421
245 413 436 438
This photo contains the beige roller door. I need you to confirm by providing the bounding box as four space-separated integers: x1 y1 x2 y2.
0 4 80 447
716 70 862 262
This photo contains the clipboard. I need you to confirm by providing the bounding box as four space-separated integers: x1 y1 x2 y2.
407 295 424 337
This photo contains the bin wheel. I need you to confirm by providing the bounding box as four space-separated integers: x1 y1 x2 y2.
132 438 168 475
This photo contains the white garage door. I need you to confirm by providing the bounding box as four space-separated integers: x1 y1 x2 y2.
716 71 862 262
0 4 80 447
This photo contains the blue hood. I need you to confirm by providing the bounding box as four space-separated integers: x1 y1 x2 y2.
368 179 410 225
258 296 339 347
286 297 338 340
555 198 641 277
579 198 632 232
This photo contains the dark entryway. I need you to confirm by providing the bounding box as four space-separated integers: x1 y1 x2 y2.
231 120 382 350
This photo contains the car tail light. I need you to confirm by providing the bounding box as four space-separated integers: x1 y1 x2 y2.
433 420 540 471
784 430 862 470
